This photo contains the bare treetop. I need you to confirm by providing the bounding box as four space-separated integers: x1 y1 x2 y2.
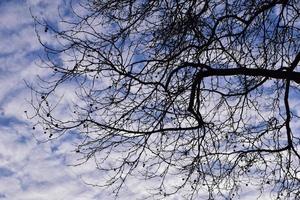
30 0 300 199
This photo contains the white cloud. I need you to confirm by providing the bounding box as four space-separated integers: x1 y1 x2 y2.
0 1 105 199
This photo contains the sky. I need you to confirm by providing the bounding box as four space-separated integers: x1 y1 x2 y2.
0 0 287 200
0 0 110 199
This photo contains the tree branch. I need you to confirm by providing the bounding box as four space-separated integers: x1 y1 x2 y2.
198 67 300 83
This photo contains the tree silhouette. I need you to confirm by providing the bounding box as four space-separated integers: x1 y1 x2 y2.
30 0 300 199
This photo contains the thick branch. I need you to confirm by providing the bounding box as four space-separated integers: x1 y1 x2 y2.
188 66 300 122
201 67 300 83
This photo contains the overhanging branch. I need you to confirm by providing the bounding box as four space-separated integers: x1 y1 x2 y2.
188 66 300 123
200 67 300 83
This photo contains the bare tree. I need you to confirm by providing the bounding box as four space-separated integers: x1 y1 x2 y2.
29 0 300 199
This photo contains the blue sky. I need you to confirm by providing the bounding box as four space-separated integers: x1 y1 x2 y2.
0 1 289 199
0 0 109 199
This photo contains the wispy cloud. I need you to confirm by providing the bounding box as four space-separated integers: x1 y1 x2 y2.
0 0 106 199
